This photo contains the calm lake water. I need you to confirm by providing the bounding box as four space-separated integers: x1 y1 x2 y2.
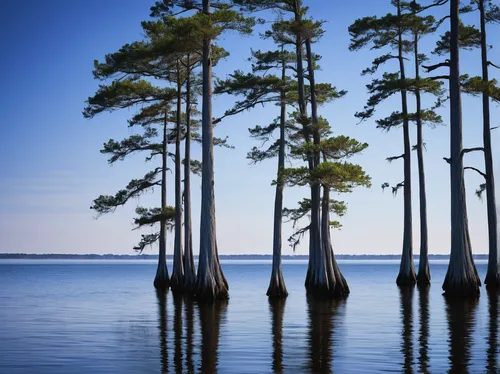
0 260 497 373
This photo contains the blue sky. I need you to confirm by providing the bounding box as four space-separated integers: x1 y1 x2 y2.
0 0 498 256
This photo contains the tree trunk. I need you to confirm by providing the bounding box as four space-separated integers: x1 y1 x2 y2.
292 2 315 289
183 59 196 294
305 37 328 296
414 30 430 286
171 63 184 292
443 0 481 297
396 0 416 286
321 186 350 298
479 0 499 290
269 298 285 372
267 51 288 299
196 0 228 301
154 110 170 290
417 286 430 373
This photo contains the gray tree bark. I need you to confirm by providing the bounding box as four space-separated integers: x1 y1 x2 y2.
443 0 481 296
183 59 196 294
414 30 430 286
154 110 170 290
196 0 228 301
478 0 499 291
267 52 288 299
304 37 329 296
396 0 416 286
171 64 184 292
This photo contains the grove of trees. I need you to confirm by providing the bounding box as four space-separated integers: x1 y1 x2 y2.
85 0 499 301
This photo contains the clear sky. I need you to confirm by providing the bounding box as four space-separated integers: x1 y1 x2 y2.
0 0 498 256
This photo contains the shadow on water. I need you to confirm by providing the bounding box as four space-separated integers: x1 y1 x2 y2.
417 286 430 374
306 295 345 374
268 298 286 373
399 287 414 374
156 290 169 374
486 291 498 373
198 299 228 374
444 295 478 373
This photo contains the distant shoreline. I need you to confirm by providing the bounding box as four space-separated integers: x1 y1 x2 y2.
0 253 489 261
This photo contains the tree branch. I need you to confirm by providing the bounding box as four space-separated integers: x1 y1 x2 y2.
422 60 450 72
488 61 500 69
386 154 405 163
428 75 450 80
464 166 487 179
461 147 484 158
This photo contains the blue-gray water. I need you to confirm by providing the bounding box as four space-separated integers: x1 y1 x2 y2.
0 260 498 373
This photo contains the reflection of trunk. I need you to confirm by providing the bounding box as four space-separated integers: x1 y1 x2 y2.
156 290 168 374
172 63 184 292
306 296 344 372
399 287 414 373
267 52 288 298
154 110 170 289
417 286 430 374
196 0 228 301
478 0 499 290
414 30 430 286
486 291 498 373
305 37 328 296
269 299 285 373
173 293 183 373
444 296 478 372
321 187 349 297
184 297 195 374
396 0 416 286
198 300 227 373
183 58 196 294
443 0 480 296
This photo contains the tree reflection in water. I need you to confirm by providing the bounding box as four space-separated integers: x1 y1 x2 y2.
399 287 415 374
198 299 228 374
486 291 498 373
156 290 169 374
269 298 286 373
306 295 345 373
444 295 478 373
417 285 430 374
172 293 183 374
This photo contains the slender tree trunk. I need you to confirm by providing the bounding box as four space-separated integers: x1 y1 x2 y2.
414 31 430 286
196 0 228 301
479 0 499 290
322 186 349 297
171 63 184 292
443 0 481 297
267 52 288 298
396 0 416 286
154 110 170 290
183 59 196 294
305 38 328 296
292 2 316 289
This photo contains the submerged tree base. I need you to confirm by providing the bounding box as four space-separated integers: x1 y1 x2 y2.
417 266 431 286
267 271 288 299
443 277 480 298
396 269 417 286
195 285 229 303
306 277 350 299
154 276 170 290
484 272 500 291
170 275 184 294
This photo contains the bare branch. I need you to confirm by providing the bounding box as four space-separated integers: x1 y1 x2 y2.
428 75 450 80
422 60 450 72
386 154 405 163
461 147 484 158
464 166 487 179
488 61 500 69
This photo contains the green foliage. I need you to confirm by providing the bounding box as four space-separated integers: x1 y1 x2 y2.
133 206 176 228
461 75 500 102
433 22 482 55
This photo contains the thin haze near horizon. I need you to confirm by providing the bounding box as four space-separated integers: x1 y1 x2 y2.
0 1 498 256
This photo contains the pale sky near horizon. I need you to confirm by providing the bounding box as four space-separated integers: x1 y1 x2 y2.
0 0 498 256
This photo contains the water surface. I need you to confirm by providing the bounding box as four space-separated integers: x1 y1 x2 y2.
0 260 497 373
